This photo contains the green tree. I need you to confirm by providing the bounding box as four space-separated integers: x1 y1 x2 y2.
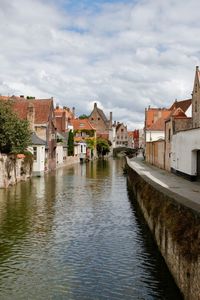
96 138 110 158
68 130 74 156
0 101 31 154
79 114 89 119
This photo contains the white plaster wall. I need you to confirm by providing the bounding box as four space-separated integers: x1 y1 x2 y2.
56 144 63 165
109 127 116 148
185 105 192 117
146 131 165 142
30 146 45 174
171 128 200 175
74 143 87 157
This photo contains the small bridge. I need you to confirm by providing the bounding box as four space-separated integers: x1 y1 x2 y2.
113 147 137 157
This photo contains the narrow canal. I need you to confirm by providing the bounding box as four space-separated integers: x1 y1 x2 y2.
0 159 182 299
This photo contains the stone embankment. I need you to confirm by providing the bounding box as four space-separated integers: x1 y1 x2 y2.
126 157 200 300
0 153 32 188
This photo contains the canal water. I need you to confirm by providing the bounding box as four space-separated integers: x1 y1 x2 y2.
0 158 182 300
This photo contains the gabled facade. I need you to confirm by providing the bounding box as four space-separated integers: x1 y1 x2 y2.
115 122 128 147
89 103 112 136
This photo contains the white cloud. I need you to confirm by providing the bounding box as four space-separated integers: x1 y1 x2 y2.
0 0 200 129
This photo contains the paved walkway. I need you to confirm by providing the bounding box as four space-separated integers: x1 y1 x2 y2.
127 155 200 213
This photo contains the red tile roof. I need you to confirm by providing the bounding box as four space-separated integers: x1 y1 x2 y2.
0 96 54 124
71 118 95 131
145 108 171 130
128 131 134 137
172 107 187 118
169 99 191 112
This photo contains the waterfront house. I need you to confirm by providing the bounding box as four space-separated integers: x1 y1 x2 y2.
0 95 57 174
71 118 97 160
115 122 128 147
171 67 200 180
29 132 46 176
88 102 112 136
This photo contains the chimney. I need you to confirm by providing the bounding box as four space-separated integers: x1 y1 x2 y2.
109 111 112 128
196 66 199 71
72 107 75 116
94 102 97 109
27 102 35 132
62 111 66 132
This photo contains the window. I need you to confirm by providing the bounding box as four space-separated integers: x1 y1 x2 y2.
81 145 83 153
195 101 197 112
33 147 37 161
91 118 94 120
168 129 171 141
121 128 124 132
98 117 100 120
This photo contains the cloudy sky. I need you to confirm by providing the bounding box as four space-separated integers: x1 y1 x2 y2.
1 0 200 129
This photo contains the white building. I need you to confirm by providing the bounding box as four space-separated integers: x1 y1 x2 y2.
29 133 46 176
74 141 87 162
171 128 200 180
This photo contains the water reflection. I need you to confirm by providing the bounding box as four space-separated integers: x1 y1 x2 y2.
0 158 182 299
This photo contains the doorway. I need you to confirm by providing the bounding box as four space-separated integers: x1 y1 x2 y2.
197 150 200 180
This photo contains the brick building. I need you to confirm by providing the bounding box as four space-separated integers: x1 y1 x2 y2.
88 103 112 137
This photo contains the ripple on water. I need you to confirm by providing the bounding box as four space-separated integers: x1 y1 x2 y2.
0 159 183 300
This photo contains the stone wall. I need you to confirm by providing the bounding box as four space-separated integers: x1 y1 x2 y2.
127 164 200 300
174 118 193 132
0 154 32 188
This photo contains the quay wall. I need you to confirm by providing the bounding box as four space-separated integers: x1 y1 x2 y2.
0 153 32 188
127 159 200 300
